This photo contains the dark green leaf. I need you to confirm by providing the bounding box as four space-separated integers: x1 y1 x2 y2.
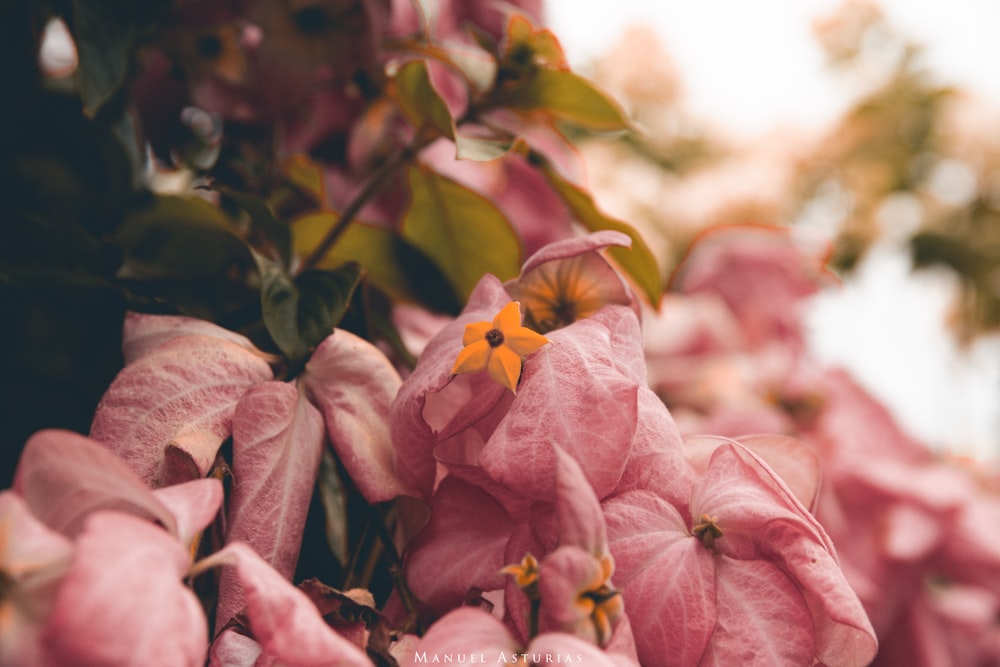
117 194 250 280
115 194 258 318
257 255 362 363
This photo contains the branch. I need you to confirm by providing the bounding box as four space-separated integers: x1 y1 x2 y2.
297 142 417 275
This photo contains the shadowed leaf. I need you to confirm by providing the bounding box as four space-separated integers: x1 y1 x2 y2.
257 255 362 364
73 0 170 117
401 164 522 302
318 450 350 568
215 186 292 270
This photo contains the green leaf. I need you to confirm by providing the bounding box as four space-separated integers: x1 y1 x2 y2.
115 194 259 319
400 165 522 302
318 450 350 568
73 0 170 117
292 212 462 313
538 161 662 306
293 213 415 302
117 194 250 280
493 69 629 131
390 60 455 140
257 255 362 364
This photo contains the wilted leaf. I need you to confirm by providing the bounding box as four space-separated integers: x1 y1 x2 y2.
256 254 362 364
538 161 662 306
401 164 522 302
390 59 455 140
493 69 628 131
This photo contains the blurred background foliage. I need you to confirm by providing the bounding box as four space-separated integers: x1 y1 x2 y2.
570 0 1000 341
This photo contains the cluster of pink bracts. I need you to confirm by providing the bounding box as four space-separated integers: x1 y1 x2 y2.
9 225 996 666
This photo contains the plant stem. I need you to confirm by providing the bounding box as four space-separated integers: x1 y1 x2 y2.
297 143 415 275
368 504 418 613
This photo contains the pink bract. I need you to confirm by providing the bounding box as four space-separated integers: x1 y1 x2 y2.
215 380 326 631
303 328 416 503
90 328 273 487
604 439 877 667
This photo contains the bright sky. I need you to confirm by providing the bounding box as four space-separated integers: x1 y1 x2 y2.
547 0 1000 136
548 0 1000 458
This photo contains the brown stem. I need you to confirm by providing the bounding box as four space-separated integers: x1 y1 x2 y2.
297 144 414 275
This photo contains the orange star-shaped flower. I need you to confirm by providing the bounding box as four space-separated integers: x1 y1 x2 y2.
501 553 540 590
450 301 550 393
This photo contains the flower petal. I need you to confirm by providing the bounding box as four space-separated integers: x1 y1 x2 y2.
488 345 523 393
493 300 523 331
462 320 492 346
451 340 491 375
504 325 550 357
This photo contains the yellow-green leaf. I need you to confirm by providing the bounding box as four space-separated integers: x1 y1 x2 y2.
284 154 327 204
401 165 522 302
539 162 662 306
390 60 455 140
493 69 629 131
292 212 417 303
